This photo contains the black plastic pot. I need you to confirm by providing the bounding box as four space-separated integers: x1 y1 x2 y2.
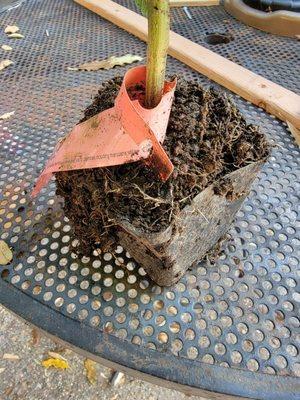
243 0 300 12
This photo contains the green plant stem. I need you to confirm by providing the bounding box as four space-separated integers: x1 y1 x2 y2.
145 0 170 108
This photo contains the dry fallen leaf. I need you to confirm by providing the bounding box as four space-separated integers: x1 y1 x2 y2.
84 359 97 385
4 387 14 397
0 240 13 265
110 395 119 400
42 358 69 369
0 59 13 71
31 328 40 346
2 353 20 361
7 33 24 39
68 54 143 71
4 25 19 34
0 367 5 374
47 351 67 361
0 111 15 120
1 44 13 51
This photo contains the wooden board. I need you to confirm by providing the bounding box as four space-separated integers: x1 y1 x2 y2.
170 0 220 6
74 0 300 133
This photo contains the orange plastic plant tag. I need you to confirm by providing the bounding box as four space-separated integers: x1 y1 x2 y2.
32 65 176 197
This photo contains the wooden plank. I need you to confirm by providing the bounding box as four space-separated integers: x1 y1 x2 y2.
170 0 220 6
74 0 300 132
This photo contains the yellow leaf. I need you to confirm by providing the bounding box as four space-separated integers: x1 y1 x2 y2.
42 358 69 369
7 33 24 39
1 44 13 51
0 59 13 71
84 359 97 385
0 111 15 120
0 241 13 265
68 54 143 72
4 25 19 34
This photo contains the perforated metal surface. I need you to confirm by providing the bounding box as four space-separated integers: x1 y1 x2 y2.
0 0 299 398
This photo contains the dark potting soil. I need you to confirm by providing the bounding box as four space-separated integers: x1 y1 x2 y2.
56 77 269 254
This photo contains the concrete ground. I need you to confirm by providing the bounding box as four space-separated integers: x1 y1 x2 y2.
0 305 207 400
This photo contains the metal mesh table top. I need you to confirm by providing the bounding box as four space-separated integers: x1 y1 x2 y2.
0 1 299 398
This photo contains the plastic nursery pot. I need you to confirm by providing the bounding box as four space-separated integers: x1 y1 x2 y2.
117 161 263 286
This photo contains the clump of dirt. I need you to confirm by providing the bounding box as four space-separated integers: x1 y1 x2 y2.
56 77 269 254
